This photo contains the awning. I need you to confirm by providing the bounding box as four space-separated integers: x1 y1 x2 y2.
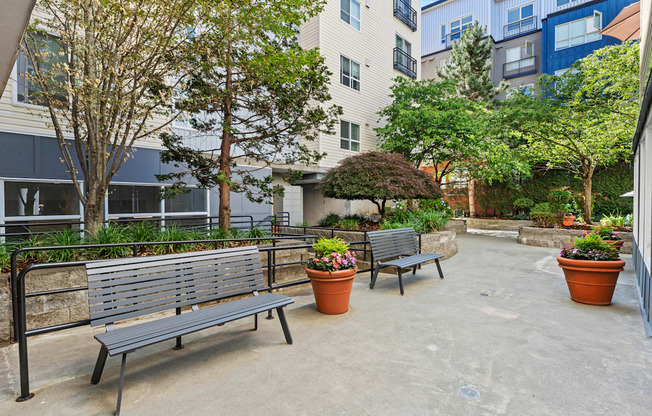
601 2 640 42
0 0 37 95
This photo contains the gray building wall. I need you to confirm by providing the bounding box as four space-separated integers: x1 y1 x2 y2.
493 30 543 99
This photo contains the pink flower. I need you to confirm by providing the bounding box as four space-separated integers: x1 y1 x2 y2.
321 257 328 262
342 260 348 265
351 252 356 256
572 249 578 254
351 258 356 264
313 258 319 262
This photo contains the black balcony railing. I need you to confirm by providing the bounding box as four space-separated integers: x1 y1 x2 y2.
503 17 538 39
394 0 417 31
393 48 416 79
503 56 537 79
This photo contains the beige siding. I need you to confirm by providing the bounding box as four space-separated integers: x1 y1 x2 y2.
301 0 421 170
421 50 453 81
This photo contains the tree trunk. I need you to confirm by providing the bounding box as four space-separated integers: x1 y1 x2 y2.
218 37 233 231
582 175 592 224
468 178 476 218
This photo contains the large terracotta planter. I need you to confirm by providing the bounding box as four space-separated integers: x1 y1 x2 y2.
605 239 624 253
557 257 626 305
305 268 356 314
562 216 576 227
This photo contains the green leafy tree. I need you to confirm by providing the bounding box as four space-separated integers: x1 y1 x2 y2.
158 0 341 229
495 42 639 222
22 0 198 236
375 78 482 184
318 152 442 218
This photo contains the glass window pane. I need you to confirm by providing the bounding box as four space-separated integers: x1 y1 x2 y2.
351 61 360 79
340 139 349 150
108 185 161 214
165 189 206 213
351 0 360 20
340 121 349 139
4 182 79 216
522 4 533 18
396 34 403 49
557 0 570 6
351 79 359 91
570 20 585 37
342 56 350 76
351 141 360 152
506 48 520 63
350 123 360 141
351 17 360 31
507 9 519 24
451 20 460 31
555 24 568 41
586 32 601 42
570 36 584 46
340 0 350 24
555 40 568 50
462 15 472 25
522 17 534 27
441 24 446 43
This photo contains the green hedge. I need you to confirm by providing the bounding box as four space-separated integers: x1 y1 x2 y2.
475 163 633 218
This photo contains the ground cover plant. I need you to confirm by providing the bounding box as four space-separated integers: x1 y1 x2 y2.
381 200 453 234
560 232 618 261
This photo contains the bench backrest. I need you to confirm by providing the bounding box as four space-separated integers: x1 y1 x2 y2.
86 246 266 327
366 228 419 261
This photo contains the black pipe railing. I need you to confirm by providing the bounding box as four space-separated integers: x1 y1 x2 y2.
394 0 417 31
393 48 417 79
503 56 537 79
503 17 537 39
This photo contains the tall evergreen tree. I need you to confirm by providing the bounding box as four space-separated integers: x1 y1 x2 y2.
435 22 509 217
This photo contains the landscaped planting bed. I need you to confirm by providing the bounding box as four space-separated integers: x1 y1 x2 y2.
517 226 633 254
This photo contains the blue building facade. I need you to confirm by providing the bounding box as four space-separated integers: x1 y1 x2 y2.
542 0 638 75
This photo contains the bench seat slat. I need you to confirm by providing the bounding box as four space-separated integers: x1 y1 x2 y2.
97 293 292 355
379 253 443 268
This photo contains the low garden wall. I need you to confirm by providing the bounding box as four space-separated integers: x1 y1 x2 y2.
444 219 467 234
466 218 532 231
517 227 633 254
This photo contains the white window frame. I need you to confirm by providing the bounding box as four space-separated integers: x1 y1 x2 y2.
506 41 534 72
449 14 472 39
441 23 446 44
339 120 361 152
340 55 361 92
506 3 535 31
556 0 580 7
554 12 602 51
340 0 361 31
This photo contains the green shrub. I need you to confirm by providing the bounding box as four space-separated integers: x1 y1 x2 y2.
318 213 341 227
530 203 557 228
418 199 453 216
338 218 360 229
40 229 83 263
513 213 529 220
245 226 268 239
560 232 618 261
153 225 193 254
548 189 572 215
87 223 132 258
381 210 451 234
125 221 157 243
513 197 534 210
600 212 627 227
312 237 349 256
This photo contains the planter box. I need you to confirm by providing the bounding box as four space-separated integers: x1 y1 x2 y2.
444 218 467 234
517 227 633 254
466 218 532 231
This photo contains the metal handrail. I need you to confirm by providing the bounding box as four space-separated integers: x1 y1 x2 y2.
503 55 537 79
11 235 384 401
503 17 537 39
393 0 417 31
393 47 417 79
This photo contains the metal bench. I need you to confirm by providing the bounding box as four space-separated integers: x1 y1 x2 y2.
367 228 445 295
85 246 293 415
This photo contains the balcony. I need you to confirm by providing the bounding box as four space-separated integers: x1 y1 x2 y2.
394 0 417 32
503 17 538 39
503 56 537 79
393 47 416 79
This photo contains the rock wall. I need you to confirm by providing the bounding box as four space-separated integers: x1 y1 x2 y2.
466 219 532 231
444 219 467 234
517 227 633 254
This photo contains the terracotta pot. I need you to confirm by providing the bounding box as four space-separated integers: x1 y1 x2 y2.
305 268 356 314
562 215 576 226
557 257 626 305
605 239 624 253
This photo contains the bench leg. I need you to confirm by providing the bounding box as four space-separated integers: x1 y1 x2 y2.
435 259 445 279
412 265 417 275
370 263 381 289
91 346 109 385
173 336 184 350
254 313 258 331
276 307 293 345
398 269 404 296
115 353 127 416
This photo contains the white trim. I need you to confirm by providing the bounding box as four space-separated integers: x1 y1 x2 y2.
339 119 361 152
554 14 602 51
339 54 361 92
340 0 361 32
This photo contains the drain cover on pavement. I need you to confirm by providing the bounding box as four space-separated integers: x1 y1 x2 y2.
459 386 481 399
480 293 490 297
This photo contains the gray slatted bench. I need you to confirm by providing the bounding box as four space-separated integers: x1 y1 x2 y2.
85 246 293 415
367 228 444 295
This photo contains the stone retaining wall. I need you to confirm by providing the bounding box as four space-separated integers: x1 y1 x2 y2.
466 218 532 231
444 219 467 234
517 227 633 254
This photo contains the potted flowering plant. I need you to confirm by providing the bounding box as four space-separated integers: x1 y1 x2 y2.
591 225 624 252
558 232 625 305
305 237 357 314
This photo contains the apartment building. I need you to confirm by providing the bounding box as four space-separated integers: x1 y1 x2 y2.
421 0 636 95
278 0 421 224
633 0 651 335
0 8 274 238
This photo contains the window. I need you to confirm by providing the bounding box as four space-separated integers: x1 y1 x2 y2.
506 84 534 98
441 24 446 44
165 188 207 213
340 120 360 152
450 14 472 42
507 3 534 32
4 181 79 217
557 0 580 7
396 34 412 56
16 33 68 107
340 55 360 91
554 13 602 50
108 185 161 214
505 42 534 72
340 0 361 30
171 78 195 129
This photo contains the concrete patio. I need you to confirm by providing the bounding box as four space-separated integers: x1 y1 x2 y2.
1 233 651 415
